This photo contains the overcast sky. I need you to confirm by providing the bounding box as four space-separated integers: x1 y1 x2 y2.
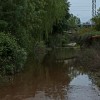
69 0 100 22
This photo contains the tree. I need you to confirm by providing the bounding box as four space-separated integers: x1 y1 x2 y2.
92 8 100 31
0 0 70 75
67 14 81 30
0 0 70 44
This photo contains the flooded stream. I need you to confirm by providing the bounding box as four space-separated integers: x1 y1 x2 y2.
0 48 100 100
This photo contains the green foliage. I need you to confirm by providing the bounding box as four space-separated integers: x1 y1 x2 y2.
0 0 70 42
52 12 70 33
78 27 94 35
43 0 69 35
77 31 100 40
33 41 46 63
0 0 70 75
92 8 100 31
0 32 27 75
67 14 81 29
48 33 70 48
0 20 8 32
0 0 70 49
76 31 100 48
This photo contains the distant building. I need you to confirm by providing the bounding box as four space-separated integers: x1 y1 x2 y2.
78 22 95 28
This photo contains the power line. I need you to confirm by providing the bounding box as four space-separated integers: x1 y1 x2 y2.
70 10 91 11
71 6 91 7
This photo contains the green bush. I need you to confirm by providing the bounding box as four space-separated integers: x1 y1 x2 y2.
0 20 8 32
48 33 70 48
0 32 27 75
76 31 100 48
33 41 46 63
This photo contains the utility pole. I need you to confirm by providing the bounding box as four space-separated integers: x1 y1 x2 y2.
92 0 96 18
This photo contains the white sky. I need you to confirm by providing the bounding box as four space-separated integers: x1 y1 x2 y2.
69 0 100 22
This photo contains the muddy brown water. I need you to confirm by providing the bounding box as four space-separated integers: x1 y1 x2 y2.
0 48 100 100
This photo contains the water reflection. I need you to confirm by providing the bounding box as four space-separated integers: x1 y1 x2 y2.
0 48 99 100
0 60 71 99
70 74 92 86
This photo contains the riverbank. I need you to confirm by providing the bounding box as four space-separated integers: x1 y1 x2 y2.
74 47 100 89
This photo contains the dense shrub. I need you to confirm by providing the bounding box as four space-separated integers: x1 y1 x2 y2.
33 41 46 63
0 32 27 75
92 8 100 31
48 33 70 48
77 27 93 35
76 31 100 48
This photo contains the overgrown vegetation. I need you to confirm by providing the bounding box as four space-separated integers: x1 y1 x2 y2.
75 47 100 88
0 32 27 75
73 7 100 88
0 0 70 75
92 8 100 31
